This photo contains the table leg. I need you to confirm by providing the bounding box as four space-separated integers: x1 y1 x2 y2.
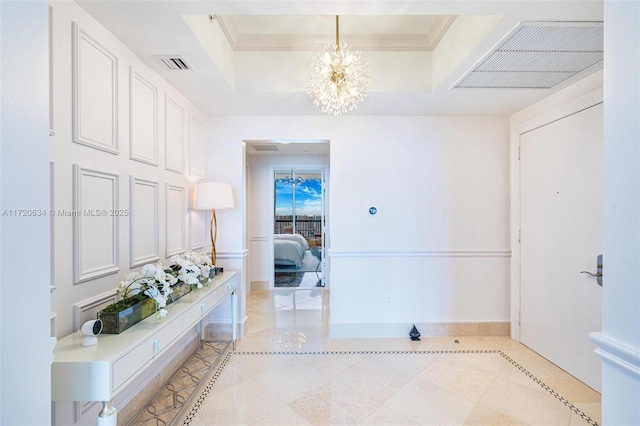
97 400 117 426
231 289 237 350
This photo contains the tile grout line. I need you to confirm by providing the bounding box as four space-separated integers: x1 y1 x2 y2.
497 351 599 426
181 349 599 426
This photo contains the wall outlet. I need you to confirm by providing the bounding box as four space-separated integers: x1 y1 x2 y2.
386 296 392 305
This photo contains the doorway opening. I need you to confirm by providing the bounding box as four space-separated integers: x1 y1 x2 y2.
273 168 326 288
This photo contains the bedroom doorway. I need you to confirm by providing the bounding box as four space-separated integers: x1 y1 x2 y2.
273 168 326 289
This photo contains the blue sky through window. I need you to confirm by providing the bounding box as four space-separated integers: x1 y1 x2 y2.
275 177 322 216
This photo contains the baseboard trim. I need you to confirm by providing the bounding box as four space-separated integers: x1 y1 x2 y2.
591 332 640 379
329 321 510 338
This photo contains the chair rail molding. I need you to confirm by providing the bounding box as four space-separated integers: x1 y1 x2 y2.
591 332 640 379
328 249 511 258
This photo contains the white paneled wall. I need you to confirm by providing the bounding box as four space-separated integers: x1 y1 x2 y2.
51 1 207 339
72 165 120 283
129 67 159 165
129 177 160 268
50 2 208 424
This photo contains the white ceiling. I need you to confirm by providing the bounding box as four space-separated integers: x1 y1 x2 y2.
76 0 603 117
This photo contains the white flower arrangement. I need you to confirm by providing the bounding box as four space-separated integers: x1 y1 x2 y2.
116 262 178 317
171 251 212 290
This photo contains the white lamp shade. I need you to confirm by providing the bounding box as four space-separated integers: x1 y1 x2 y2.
193 182 234 210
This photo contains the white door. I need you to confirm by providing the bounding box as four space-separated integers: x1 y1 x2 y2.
520 103 603 392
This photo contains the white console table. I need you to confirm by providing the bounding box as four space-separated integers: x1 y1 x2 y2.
52 271 238 426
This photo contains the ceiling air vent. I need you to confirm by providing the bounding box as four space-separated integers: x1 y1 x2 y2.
252 145 279 152
455 22 603 89
154 55 194 71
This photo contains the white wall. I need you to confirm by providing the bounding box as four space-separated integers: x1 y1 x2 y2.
0 2 52 425
49 2 210 424
596 1 640 424
247 153 330 287
209 115 510 337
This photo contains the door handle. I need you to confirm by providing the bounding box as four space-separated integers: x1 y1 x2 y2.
580 254 603 287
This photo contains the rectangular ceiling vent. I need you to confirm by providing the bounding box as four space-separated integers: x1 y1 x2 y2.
154 55 194 71
253 145 279 152
454 22 603 89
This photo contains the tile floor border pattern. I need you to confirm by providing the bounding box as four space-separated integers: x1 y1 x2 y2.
180 349 599 426
127 340 231 426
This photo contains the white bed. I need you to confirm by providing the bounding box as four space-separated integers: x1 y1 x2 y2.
274 234 308 268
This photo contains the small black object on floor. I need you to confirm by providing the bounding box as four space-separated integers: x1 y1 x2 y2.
409 324 421 341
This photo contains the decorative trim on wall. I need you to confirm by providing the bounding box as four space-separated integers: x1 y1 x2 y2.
215 250 249 260
591 332 640 379
129 67 158 166
72 165 120 283
75 401 99 424
49 6 54 136
165 184 186 257
328 249 511 258
50 162 56 292
165 95 185 174
72 290 117 331
50 312 58 338
250 236 270 242
189 186 204 250
129 176 160 268
72 22 119 155
188 114 205 178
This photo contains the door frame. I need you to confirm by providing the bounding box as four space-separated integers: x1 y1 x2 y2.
269 163 329 290
510 88 603 341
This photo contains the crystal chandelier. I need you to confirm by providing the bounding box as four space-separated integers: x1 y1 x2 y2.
307 16 370 115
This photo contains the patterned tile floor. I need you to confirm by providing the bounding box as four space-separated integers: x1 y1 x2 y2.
176 290 601 425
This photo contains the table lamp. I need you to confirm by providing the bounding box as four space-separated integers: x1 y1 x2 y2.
193 182 234 265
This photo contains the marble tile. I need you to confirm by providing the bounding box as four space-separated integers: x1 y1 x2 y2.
366 352 440 376
384 380 477 425
287 382 375 425
417 356 498 402
446 352 509 375
175 291 602 426
573 402 602 425
463 404 527 425
360 405 420 425
480 377 572 425
250 357 329 404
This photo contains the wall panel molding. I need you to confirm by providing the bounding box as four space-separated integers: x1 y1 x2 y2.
129 67 158 166
72 290 117 331
72 22 119 154
216 250 249 259
328 249 512 258
189 114 205 178
165 184 186 257
189 186 204 250
50 312 58 338
165 95 185 173
50 162 56 291
73 165 120 283
129 176 160 268
49 6 55 136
